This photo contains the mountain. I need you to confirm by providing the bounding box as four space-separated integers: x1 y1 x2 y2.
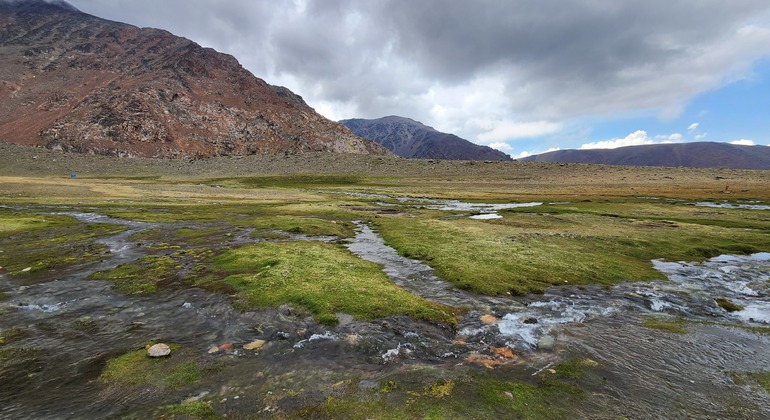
0 0 387 158
340 116 511 161
520 142 770 169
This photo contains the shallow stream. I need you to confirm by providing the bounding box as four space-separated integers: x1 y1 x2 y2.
1 208 769 418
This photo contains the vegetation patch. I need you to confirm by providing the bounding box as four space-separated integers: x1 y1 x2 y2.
0 211 126 276
642 316 688 334
373 199 769 295
715 298 745 312
89 256 178 295
100 345 201 389
246 215 355 238
155 401 219 419
209 241 456 325
731 371 770 393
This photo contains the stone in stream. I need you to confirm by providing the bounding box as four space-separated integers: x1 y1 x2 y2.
147 343 171 357
243 339 266 351
480 314 498 324
537 335 556 351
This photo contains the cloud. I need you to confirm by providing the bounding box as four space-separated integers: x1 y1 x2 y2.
687 123 700 131
580 130 686 149
488 142 513 152
69 0 770 144
730 139 755 145
695 133 708 140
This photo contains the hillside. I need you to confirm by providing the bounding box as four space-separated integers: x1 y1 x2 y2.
0 0 387 158
341 116 511 161
520 142 770 169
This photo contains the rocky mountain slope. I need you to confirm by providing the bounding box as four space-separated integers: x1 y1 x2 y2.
0 0 387 158
341 116 511 161
520 142 770 170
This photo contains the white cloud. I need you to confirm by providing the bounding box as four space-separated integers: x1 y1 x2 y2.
488 142 513 152
730 139 755 145
476 120 561 143
580 130 656 149
695 133 708 140
687 123 700 131
515 147 560 158
580 130 690 149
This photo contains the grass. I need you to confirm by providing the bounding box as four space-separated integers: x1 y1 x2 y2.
89 256 178 295
245 215 356 238
100 345 202 389
0 210 127 275
715 298 745 312
731 371 770 394
155 401 219 419
300 368 585 419
372 199 770 295
642 316 688 334
208 241 456 326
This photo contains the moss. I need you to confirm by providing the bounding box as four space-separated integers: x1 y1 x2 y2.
642 316 688 334
155 401 219 419
89 256 178 295
210 241 456 326
372 199 770 296
0 215 126 276
100 345 201 390
715 298 744 312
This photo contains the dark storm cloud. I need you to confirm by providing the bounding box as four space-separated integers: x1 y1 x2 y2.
68 0 770 141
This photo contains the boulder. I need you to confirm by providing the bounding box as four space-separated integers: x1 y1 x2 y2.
147 343 171 357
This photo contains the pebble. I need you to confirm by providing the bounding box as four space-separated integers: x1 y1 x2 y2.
537 335 556 351
147 343 171 357
243 339 266 351
182 302 192 309
480 314 498 324
21 267 32 272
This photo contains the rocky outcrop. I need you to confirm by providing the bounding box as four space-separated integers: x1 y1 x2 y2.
0 1 387 158
341 116 511 161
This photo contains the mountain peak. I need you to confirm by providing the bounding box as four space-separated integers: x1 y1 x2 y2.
0 0 79 12
341 116 511 161
0 3 387 158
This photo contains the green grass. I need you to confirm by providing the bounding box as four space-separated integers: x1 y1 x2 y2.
0 210 127 275
715 298 745 312
100 345 201 389
89 256 178 295
245 215 356 238
373 200 770 296
731 371 770 394
155 401 220 419
300 370 585 419
208 241 456 325
642 316 688 334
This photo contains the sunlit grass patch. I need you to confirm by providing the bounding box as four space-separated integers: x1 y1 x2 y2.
373 200 770 296
642 316 688 334
100 345 201 390
209 241 456 325
244 215 355 238
89 256 178 295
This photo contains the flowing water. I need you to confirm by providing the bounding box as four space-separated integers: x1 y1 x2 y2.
1 209 769 418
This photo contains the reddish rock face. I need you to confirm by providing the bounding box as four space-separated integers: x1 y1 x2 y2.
0 1 388 158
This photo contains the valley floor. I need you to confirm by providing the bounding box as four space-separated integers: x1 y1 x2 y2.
1 147 769 418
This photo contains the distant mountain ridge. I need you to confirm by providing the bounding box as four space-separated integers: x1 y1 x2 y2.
0 0 387 158
520 142 770 169
341 116 511 161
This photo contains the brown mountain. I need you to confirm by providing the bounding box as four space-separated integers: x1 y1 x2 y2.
341 116 511 161
520 142 770 170
0 0 387 158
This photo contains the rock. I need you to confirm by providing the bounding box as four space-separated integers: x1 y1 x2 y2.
207 346 221 355
523 317 538 324
147 343 171 357
504 391 514 399
21 267 32 272
493 346 517 359
480 314 498 324
218 342 234 352
243 339 266 351
537 335 556 351
182 302 192 309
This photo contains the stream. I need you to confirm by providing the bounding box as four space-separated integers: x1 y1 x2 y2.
1 209 769 418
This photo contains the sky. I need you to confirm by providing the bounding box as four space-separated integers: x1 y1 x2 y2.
66 0 770 157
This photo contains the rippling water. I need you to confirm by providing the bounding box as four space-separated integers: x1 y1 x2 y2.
1 211 769 418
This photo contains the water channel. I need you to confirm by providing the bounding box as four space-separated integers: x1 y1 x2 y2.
1 206 769 418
